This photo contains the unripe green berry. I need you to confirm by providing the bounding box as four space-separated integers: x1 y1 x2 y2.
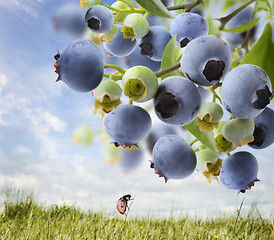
111 1 129 24
80 0 100 10
121 13 149 40
197 149 222 181
222 118 255 147
92 80 122 113
73 125 94 146
122 66 158 102
197 102 223 132
214 121 234 153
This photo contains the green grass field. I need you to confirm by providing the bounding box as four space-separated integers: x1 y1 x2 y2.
0 192 273 240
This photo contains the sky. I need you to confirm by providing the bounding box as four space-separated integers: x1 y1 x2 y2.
0 0 273 219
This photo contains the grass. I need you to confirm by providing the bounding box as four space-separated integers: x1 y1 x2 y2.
0 192 273 239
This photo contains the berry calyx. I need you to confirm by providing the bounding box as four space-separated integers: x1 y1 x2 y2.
121 13 149 40
93 80 122 113
197 102 224 132
122 66 158 102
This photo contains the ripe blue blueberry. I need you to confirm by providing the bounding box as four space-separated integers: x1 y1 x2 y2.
221 64 272 119
150 135 197 182
170 12 208 47
54 39 104 92
146 122 178 154
52 3 86 36
85 5 114 34
181 35 232 86
104 25 137 57
121 147 144 172
219 151 259 193
103 104 152 148
153 76 201 125
248 107 274 149
139 26 171 61
124 46 161 72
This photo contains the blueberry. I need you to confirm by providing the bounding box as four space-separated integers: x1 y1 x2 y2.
219 151 259 193
54 39 104 92
121 147 144 172
146 122 178 154
139 26 171 61
103 104 152 148
104 25 137 57
124 46 161 72
150 135 197 182
248 107 274 149
52 3 86 37
85 5 114 34
221 64 272 119
170 12 208 47
222 6 257 48
153 76 201 125
181 35 232 86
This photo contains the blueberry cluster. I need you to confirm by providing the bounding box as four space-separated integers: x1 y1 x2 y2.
52 0 274 193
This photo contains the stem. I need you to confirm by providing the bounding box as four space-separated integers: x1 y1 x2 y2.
226 152 231 157
128 99 133 105
101 3 146 14
119 0 134 10
109 74 123 81
218 0 256 30
104 64 126 74
156 63 181 78
205 86 222 104
167 0 203 12
189 138 198 146
241 2 258 52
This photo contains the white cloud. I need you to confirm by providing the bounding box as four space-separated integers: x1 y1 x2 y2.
0 0 44 18
0 73 8 94
12 145 33 156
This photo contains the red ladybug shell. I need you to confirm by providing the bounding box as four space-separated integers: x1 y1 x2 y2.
117 198 127 215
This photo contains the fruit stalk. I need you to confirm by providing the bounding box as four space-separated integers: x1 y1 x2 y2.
156 63 181 78
218 0 256 30
167 0 203 12
100 4 146 14
104 64 126 74
241 2 258 52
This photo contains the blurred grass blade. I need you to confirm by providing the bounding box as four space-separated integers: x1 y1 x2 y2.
184 119 216 151
136 0 174 18
221 17 260 33
241 23 274 90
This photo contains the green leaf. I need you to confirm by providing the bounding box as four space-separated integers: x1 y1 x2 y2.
160 36 182 79
184 119 216 151
221 17 260 33
241 23 274 90
203 0 211 8
135 0 174 18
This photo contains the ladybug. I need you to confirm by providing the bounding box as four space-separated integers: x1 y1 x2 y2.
116 194 133 215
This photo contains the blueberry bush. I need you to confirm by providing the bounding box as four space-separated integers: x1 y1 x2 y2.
53 0 274 193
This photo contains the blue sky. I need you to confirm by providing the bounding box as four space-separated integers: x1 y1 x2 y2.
0 0 273 219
